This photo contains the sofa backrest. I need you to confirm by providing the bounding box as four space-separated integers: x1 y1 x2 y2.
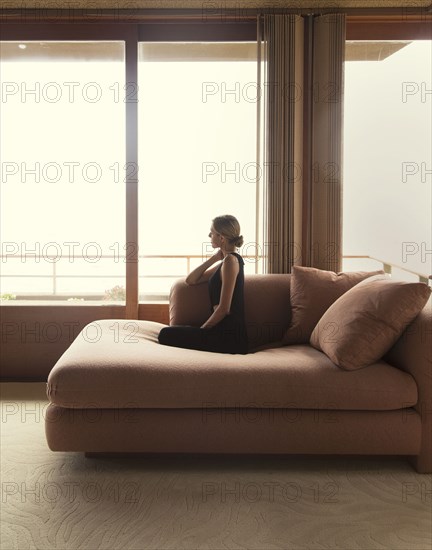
169 274 292 349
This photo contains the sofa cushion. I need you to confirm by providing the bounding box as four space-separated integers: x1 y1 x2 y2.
46 319 417 411
282 266 385 345
310 276 432 370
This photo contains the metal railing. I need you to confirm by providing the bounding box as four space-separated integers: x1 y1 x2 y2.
1 254 207 298
343 255 431 285
0 253 430 301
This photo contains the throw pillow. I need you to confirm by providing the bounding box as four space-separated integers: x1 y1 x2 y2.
282 266 385 345
309 275 431 370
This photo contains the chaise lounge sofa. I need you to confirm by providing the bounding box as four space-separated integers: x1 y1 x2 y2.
45 271 432 473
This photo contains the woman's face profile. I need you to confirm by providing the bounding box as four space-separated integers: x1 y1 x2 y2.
208 225 221 248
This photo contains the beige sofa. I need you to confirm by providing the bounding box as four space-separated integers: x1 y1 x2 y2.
45 274 432 473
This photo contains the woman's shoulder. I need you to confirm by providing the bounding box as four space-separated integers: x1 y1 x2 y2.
227 252 244 265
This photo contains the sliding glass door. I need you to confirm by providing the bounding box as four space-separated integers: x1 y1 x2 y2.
0 39 126 303
0 24 259 311
137 41 259 301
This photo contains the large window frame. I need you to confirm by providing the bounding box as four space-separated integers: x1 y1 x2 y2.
0 20 257 320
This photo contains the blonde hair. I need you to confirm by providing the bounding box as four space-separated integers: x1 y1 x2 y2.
212 215 244 248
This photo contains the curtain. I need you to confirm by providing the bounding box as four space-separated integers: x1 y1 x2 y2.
260 14 304 274
259 12 346 273
309 14 346 271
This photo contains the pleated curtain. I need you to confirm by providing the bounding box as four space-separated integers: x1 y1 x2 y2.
310 14 346 271
260 14 304 273
259 13 346 273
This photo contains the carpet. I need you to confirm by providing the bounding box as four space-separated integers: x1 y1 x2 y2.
1 383 431 550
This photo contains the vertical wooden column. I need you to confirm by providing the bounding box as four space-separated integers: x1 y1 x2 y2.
125 26 139 319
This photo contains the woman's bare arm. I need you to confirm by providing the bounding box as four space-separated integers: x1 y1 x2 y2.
185 250 223 285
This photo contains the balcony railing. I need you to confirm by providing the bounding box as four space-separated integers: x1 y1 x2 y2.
343 255 431 285
0 253 431 302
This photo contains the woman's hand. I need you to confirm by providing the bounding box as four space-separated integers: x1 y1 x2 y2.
212 249 224 263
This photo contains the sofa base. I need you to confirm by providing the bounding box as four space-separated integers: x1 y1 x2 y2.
83 451 412 463
83 451 420 471
408 454 432 474
45 404 428 471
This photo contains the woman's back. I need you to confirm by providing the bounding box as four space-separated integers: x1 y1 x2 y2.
208 252 246 320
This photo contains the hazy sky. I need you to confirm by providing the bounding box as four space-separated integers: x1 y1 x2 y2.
343 40 431 279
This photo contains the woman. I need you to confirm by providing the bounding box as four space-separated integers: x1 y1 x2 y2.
158 214 249 354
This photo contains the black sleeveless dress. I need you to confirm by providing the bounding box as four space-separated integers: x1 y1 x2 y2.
158 252 249 354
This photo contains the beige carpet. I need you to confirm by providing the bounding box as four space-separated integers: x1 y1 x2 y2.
1 383 431 550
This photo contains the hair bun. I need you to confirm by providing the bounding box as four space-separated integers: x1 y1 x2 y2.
234 234 244 247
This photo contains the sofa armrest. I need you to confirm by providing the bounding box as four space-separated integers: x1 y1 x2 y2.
384 296 432 472
169 278 212 327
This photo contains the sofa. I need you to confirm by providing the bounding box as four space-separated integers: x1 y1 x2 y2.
45 272 432 473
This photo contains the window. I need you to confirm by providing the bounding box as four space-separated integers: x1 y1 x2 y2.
137 41 259 301
0 41 126 303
